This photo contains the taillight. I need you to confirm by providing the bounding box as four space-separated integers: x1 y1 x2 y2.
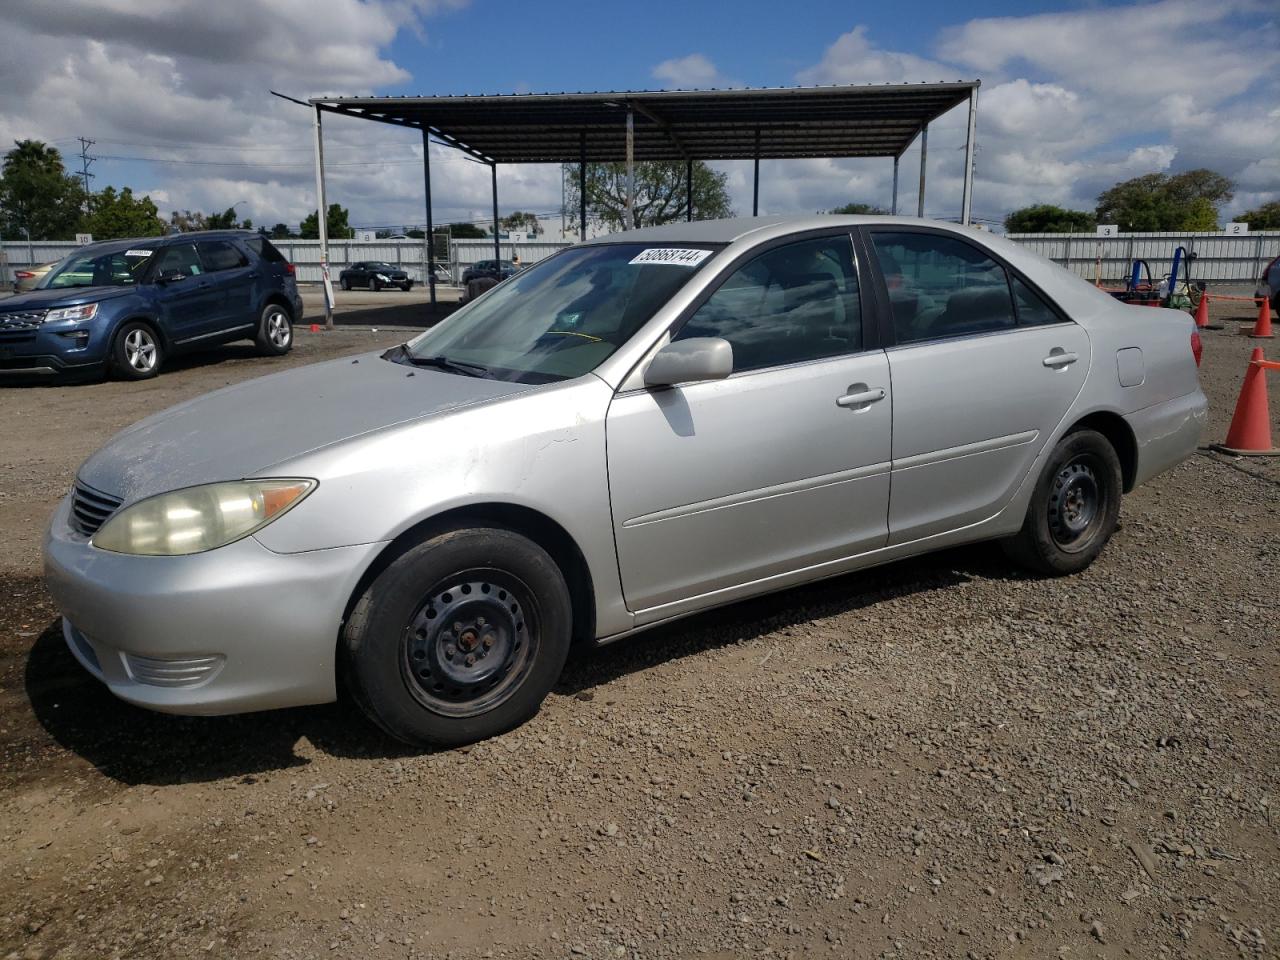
285 263 295 275
15 271 33 279
1190 330 1203 367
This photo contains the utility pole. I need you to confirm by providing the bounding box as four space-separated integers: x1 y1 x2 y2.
76 137 96 197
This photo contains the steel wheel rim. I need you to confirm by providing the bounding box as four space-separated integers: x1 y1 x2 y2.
266 310 291 347
400 569 539 718
124 329 157 371
1048 456 1102 551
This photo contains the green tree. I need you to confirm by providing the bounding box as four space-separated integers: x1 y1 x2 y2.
446 221 487 239
268 222 293 239
1004 204 1096 233
564 160 732 231
1095 169 1233 231
207 206 251 230
826 202 889 215
1238 200 1280 229
82 187 164 239
405 228 426 239
500 210 540 234
0 139 86 239
169 209 207 232
299 203 352 239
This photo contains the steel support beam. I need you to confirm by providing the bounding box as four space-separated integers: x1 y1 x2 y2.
311 105 333 330
916 123 928 219
422 129 436 306
960 86 978 226
891 155 899 216
752 127 760 216
579 132 587 240
624 106 634 230
686 158 693 221
491 162 500 264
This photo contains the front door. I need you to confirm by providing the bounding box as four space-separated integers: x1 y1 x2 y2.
607 233 892 622
150 242 222 342
865 228 1091 544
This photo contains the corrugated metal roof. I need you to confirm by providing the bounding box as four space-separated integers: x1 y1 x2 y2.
310 82 978 164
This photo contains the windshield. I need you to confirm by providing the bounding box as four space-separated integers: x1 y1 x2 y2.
41 247 156 289
367 262 397 271
401 242 722 383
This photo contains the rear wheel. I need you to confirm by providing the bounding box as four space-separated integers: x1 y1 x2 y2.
111 322 162 380
340 276 350 291
400 281 412 291
343 527 572 747
255 303 293 356
1002 429 1122 576
371 277 382 292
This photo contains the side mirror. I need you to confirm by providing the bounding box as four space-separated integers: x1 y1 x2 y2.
643 337 733 387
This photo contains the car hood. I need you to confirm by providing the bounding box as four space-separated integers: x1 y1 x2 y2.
78 351 533 504
1 286 138 310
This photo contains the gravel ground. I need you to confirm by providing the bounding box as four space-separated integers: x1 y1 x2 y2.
0 299 1276 959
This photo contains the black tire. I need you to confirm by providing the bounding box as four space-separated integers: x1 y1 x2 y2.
343 527 572 747
111 321 163 380
371 277 382 292
400 281 412 292
1002 429 1122 576
340 276 350 291
255 302 293 356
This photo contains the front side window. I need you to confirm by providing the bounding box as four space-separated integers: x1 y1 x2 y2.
871 232 1016 344
674 235 863 372
199 240 248 272
400 242 721 383
42 248 154 288
153 243 202 279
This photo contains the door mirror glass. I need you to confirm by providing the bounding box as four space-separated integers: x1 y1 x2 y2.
644 337 733 387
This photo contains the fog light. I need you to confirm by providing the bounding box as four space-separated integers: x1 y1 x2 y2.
58 329 90 346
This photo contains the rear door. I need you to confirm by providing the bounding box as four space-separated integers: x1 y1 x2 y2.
196 239 257 331
864 228 1090 544
606 232 892 620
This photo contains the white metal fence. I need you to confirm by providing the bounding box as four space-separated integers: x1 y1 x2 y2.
0 237 573 287
3 230 1275 289
1005 231 1279 285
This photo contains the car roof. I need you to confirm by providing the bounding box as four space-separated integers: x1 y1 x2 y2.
78 230 260 255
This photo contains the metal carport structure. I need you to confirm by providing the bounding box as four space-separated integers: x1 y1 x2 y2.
289 81 980 325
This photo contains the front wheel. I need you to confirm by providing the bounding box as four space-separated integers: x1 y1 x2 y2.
255 303 293 356
111 321 163 380
371 277 382 292
340 276 350 291
1002 429 1122 576
343 527 572 747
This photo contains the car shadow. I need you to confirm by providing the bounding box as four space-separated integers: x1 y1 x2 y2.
22 542 1023 787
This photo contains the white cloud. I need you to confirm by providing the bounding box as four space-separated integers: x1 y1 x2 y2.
798 26 956 86
652 54 732 89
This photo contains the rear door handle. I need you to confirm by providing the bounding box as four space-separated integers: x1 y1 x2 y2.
836 387 886 409
1043 350 1078 369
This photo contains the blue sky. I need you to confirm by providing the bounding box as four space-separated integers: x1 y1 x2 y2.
0 0 1276 233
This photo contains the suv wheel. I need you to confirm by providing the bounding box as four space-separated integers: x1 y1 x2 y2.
255 303 293 356
343 526 572 747
340 276 350 291
1002 429 1122 576
112 322 162 380
371 277 382 292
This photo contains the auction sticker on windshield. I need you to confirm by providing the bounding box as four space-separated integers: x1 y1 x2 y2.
125 249 154 258
628 248 713 267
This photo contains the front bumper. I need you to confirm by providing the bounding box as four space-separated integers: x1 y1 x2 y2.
1127 388 1209 488
0 322 107 375
44 495 386 715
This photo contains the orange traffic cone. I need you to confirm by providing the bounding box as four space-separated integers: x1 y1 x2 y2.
1193 294 1209 327
1250 296 1274 339
1214 348 1280 455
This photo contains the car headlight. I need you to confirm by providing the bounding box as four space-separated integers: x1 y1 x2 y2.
46 303 98 323
92 479 315 556
376 273 390 281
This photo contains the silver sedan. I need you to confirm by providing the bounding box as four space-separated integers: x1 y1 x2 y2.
44 216 1208 746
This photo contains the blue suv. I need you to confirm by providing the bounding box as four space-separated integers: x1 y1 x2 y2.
0 231 303 381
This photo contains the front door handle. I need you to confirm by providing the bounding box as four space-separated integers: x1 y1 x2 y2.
1043 349 1078 369
836 386 887 409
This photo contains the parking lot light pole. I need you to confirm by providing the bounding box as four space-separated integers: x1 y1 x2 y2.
752 127 760 216
916 123 928 219
686 158 693 222
624 106 634 230
579 132 587 241
891 155 899 215
421 129 436 307
312 104 333 330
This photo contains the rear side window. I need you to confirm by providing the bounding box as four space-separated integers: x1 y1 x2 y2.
198 240 249 272
1011 276 1062 326
245 237 287 263
871 232 1015 344
674 235 863 371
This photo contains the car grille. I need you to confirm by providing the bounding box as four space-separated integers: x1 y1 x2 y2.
0 310 47 332
70 482 123 537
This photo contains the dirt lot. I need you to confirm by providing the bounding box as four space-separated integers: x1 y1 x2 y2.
0 300 1277 960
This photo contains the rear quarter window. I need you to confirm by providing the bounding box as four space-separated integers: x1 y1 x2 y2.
245 237 287 263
